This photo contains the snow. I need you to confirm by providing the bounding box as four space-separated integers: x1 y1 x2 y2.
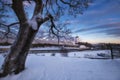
28 19 38 30
68 50 111 59
30 47 60 50
30 50 111 59
30 46 88 51
0 50 120 80
79 45 88 49
0 46 10 48
0 54 4 69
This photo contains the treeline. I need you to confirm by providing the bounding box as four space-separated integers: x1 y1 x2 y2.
0 42 120 50
76 42 93 47
0 42 78 47
93 43 120 50
31 43 78 48
0 42 11 46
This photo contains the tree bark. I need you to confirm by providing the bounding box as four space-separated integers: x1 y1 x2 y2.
0 0 52 77
0 22 38 77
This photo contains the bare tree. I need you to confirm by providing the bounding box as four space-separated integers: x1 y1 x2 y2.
47 22 72 45
0 0 92 77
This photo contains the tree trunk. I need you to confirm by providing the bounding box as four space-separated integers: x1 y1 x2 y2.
0 22 38 77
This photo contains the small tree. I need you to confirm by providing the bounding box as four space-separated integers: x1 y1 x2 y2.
0 0 92 77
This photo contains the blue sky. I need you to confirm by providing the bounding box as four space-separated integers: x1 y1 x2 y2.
2 0 120 44
60 0 120 43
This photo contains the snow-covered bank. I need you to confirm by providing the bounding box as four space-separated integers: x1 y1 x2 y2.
0 54 120 80
68 50 111 58
0 46 10 49
30 47 61 50
30 50 111 59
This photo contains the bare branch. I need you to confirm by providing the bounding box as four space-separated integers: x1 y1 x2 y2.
12 0 27 23
46 14 60 37
0 23 7 27
60 0 80 7
0 22 19 39
8 22 19 27
27 0 31 4
41 14 52 23
32 0 43 17
0 22 19 27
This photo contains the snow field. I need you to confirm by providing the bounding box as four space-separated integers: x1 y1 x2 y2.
0 53 120 80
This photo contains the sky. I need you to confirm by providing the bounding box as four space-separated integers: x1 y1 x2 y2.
1 0 120 44
21 0 120 44
61 0 120 44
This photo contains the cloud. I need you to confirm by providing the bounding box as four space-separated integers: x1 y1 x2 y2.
74 22 120 33
86 0 120 15
90 28 120 37
79 0 120 25
62 20 80 24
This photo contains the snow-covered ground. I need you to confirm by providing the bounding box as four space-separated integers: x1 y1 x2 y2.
31 50 111 59
0 46 10 49
30 47 61 50
68 50 111 59
0 50 120 80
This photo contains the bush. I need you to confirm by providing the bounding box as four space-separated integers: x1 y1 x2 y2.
51 53 55 56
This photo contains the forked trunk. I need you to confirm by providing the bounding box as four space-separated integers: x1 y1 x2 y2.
0 22 38 77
